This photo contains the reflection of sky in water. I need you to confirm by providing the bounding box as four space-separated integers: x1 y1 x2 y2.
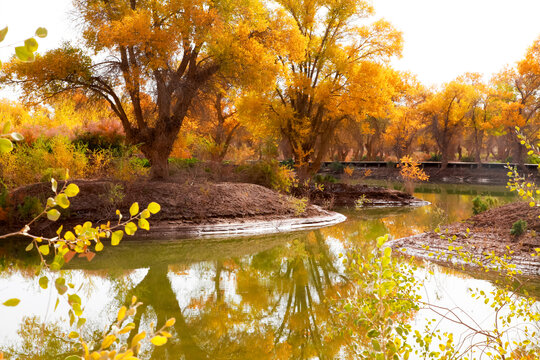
0 184 536 359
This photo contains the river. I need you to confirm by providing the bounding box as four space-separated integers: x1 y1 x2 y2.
0 183 538 359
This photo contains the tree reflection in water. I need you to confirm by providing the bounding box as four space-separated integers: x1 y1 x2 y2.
114 230 354 359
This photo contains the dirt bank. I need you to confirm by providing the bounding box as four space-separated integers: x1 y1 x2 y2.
1 180 347 238
294 182 428 208
389 201 540 275
1 180 427 239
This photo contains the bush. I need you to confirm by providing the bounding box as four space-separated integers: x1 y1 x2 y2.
510 219 527 236
472 196 499 215
72 132 125 156
460 155 475 162
328 161 345 174
17 196 44 220
0 136 89 187
279 158 295 169
169 157 199 169
236 160 296 193
313 174 337 184
428 153 442 161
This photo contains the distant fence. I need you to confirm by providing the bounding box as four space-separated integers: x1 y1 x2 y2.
321 161 539 171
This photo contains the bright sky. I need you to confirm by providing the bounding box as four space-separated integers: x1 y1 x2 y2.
372 0 540 86
0 0 540 90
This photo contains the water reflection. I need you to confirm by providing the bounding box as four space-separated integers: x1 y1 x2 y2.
0 184 536 360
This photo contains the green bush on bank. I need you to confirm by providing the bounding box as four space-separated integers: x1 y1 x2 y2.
472 195 499 215
235 160 296 193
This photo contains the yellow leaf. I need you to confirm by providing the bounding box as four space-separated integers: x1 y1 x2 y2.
95 242 104 252
111 230 124 245
101 334 116 349
38 245 50 256
131 331 146 348
150 335 167 346
165 318 175 327
129 202 139 217
148 202 161 214
117 306 127 322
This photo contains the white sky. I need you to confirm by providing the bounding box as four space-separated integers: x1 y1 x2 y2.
0 0 539 91
372 0 540 86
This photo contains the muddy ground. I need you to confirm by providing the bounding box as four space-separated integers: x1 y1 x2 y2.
0 180 421 239
390 201 540 275
293 182 427 208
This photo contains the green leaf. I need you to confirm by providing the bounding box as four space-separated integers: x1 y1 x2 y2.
124 222 137 236
77 317 86 328
0 138 14 153
138 218 150 231
38 244 50 256
15 46 34 62
64 355 81 360
111 230 124 245
25 242 34 251
367 329 380 338
148 202 161 214
372 339 381 352
47 209 61 221
55 194 70 209
0 27 7 42
39 276 49 289
2 121 11 133
35 27 48 38
24 38 38 53
10 132 23 141
129 202 139 217
3 298 20 307
72 302 83 316
64 183 79 197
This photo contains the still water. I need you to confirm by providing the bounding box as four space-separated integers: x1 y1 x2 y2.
0 184 537 359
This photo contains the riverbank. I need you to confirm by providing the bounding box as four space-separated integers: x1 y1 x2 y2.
0 179 424 239
324 165 540 185
389 201 540 276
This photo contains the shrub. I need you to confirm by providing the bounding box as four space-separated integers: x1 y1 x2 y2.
288 196 308 216
313 174 337 184
279 158 295 169
0 136 88 187
328 161 344 174
72 132 125 155
510 219 527 236
17 196 44 220
460 155 475 162
169 157 199 169
236 160 296 193
472 196 499 215
428 153 441 161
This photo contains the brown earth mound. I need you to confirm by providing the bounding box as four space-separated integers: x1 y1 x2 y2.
390 201 540 275
0 180 340 238
295 183 427 208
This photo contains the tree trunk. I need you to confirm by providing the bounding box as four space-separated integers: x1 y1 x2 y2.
147 148 170 179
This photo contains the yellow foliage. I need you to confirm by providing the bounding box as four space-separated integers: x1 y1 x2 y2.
398 156 429 182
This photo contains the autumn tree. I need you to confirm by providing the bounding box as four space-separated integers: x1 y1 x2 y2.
265 0 402 178
384 74 427 159
1 0 299 178
491 38 540 164
421 80 476 168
